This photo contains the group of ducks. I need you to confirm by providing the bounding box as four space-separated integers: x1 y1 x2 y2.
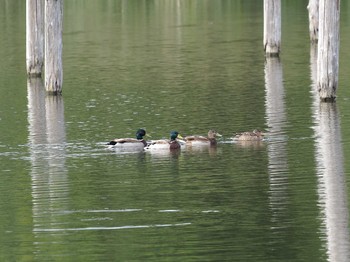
107 128 265 151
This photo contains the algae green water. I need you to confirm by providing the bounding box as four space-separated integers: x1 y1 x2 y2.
1 1 350 261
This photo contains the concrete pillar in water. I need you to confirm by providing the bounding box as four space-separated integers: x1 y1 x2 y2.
263 0 281 57
317 0 340 101
45 0 63 94
26 0 44 77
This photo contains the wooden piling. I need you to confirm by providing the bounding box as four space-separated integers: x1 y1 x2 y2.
263 0 281 57
26 0 44 77
317 0 340 102
307 0 319 43
45 0 63 94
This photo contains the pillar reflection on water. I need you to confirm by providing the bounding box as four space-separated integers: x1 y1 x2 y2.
310 45 350 262
264 57 289 244
27 78 68 236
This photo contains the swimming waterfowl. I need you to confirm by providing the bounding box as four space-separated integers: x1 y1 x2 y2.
184 130 222 146
232 129 264 141
145 131 183 150
107 128 147 150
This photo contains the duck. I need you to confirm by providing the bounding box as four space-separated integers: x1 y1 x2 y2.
232 129 264 141
145 131 183 150
107 128 147 150
184 130 222 146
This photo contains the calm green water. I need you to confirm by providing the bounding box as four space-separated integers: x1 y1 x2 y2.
1 1 350 261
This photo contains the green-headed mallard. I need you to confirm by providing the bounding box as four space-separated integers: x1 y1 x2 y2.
184 130 222 146
107 128 147 150
232 129 264 141
145 131 183 150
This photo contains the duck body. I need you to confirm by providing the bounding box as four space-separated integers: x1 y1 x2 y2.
184 130 222 146
145 131 182 151
232 129 264 141
107 129 147 151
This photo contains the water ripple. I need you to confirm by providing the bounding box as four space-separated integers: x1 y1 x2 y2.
33 222 192 232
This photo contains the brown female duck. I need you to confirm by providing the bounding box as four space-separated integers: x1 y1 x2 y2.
184 130 222 146
232 129 265 141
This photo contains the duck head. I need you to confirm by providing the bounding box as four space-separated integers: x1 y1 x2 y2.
170 131 183 141
208 130 222 139
136 129 147 140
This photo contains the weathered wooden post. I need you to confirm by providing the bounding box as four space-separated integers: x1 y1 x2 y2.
317 0 340 101
45 0 63 94
26 0 44 77
263 0 281 57
307 0 319 43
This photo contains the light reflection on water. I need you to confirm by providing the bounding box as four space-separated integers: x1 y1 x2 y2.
34 222 192 232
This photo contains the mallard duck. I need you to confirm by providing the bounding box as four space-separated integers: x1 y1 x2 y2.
145 131 183 150
107 128 147 150
184 130 222 146
232 129 264 141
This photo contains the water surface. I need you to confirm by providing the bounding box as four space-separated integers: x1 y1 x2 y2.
1 1 350 261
